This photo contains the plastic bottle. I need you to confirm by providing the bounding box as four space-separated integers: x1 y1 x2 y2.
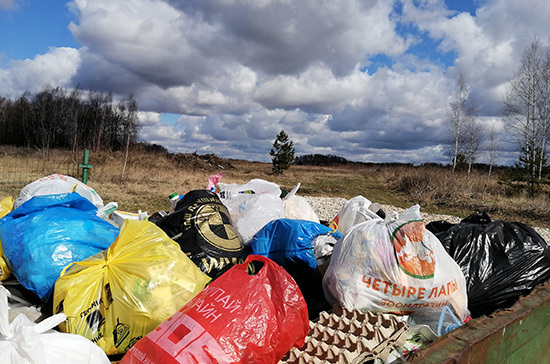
407 305 463 336
97 201 118 220
168 193 180 213
218 190 255 200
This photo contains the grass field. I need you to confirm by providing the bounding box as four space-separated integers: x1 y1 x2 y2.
1 145 549 228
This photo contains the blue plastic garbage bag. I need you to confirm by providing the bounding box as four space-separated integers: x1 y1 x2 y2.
0 192 119 301
249 218 342 270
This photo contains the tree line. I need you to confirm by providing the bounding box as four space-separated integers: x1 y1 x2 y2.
294 153 349 166
447 37 550 196
0 85 140 153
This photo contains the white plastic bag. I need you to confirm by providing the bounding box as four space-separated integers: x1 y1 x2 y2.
329 195 382 235
282 183 320 223
323 205 469 320
217 179 285 243
0 286 110 364
14 174 104 210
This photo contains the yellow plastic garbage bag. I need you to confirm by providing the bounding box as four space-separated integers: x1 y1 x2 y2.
0 197 13 280
0 197 12 218
53 219 212 356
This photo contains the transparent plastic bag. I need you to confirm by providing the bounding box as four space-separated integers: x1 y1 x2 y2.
282 183 320 223
329 195 383 235
323 205 469 320
14 174 104 210
217 179 285 243
0 286 110 364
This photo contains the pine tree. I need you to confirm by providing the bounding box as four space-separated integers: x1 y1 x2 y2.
270 130 295 174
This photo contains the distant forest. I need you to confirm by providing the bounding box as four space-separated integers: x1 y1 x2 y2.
293 153 515 174
0 86 139 152
294 154 350 166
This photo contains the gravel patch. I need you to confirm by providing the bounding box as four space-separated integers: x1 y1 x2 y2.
303 195 550 244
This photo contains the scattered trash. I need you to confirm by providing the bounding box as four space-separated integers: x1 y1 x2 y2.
249 218 343 319
53 219 211 356
0 285 111 364
0 193 120 301
0 197 13 280
14 174 105 210
406 304 465 337
217 178 286 243
282 183 320 223
323 205 469 320
206 171 223 192
96 201 118 220
249 218 341 271
329 195 384 235
120 255 309 364
0 197 12 217
153 189 245 278
427 210 550 318
0 174 548 363
110 209 148 227
280 306 409 364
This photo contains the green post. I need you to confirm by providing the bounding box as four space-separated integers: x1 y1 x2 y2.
79 149 93 184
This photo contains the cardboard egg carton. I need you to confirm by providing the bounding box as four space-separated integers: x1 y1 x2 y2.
279 307 409 364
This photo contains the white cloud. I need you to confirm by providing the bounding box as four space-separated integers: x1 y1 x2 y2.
2 47 80 97
1 0 549 165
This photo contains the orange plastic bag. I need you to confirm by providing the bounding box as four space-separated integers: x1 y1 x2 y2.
120 255 309 364
53 219 211 355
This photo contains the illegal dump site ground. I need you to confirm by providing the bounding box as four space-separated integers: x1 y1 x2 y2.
0 144 550 363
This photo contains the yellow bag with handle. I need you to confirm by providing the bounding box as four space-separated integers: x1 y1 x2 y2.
0 197 13 280
53 219 211 355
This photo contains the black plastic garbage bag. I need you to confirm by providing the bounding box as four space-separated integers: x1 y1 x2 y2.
152 190 245 278
426 210 550 318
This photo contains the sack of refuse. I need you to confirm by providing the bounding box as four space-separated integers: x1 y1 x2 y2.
120 255 309 364
53 219 211 356
0 197 14 281
249 218 342 319
249 218 341 270
14 174 104 210
217 179 286 243
323 205 469 320
154 190 245 278
282 183 320 223
0 285 111 364
426 210 550 318
329 195 385 235
0 193 120 301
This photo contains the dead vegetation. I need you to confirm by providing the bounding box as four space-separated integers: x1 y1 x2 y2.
0 145 548 228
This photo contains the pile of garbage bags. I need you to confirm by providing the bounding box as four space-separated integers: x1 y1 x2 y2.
0 173 548 363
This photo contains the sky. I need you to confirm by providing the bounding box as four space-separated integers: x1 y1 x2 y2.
1 0 550 165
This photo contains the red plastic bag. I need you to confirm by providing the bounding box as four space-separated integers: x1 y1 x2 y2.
120 255 309 364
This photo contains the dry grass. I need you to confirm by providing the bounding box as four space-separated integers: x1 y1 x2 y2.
380 165 550 227
1 146 548 228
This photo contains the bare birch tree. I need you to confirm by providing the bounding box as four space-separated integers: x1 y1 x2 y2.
486 124 499 180
447 73 470 172
461 98 484 176
503 37 549 195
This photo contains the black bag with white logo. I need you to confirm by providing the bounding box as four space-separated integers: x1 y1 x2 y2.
154 190 245 278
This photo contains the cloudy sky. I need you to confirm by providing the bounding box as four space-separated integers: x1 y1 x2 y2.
1 0 549 165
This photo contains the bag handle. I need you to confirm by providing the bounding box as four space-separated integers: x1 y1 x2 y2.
34 313 67 334
239 255 275 274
